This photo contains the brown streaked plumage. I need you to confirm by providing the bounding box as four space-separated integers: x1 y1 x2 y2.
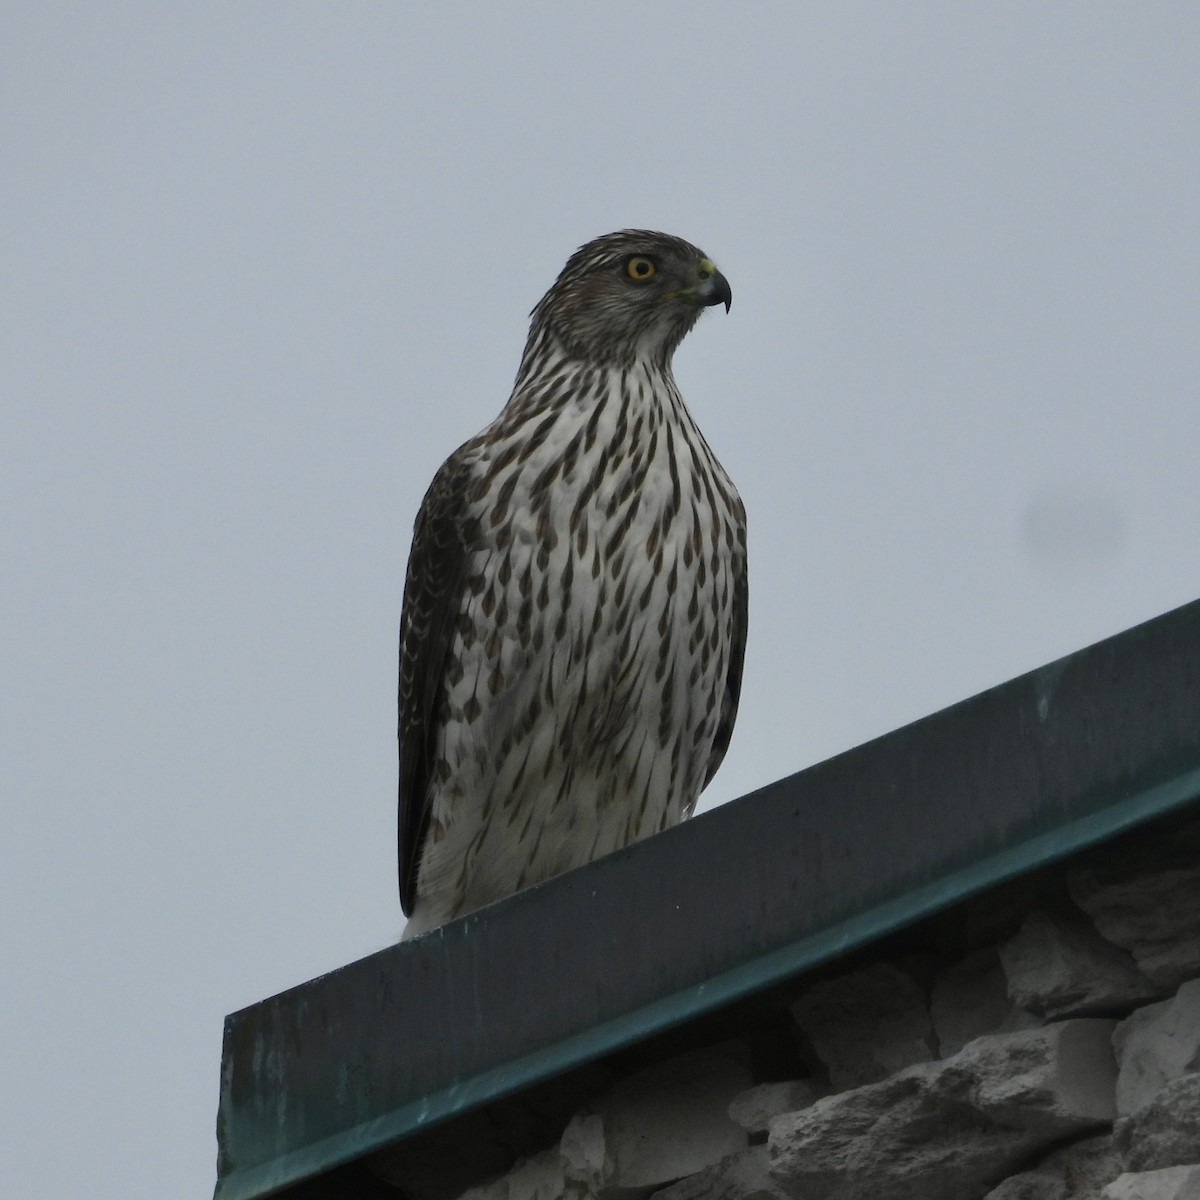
398 230 746 938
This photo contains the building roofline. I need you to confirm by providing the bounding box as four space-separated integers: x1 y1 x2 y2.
215 597 1200 1200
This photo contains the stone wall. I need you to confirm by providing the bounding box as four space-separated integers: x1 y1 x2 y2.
446 813 1200 1200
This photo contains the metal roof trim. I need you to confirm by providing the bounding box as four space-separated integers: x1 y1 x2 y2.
214 597 1200 1200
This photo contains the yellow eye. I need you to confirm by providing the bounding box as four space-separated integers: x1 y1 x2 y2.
626 256 656 282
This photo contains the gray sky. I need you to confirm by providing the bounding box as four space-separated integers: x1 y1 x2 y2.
3 4 1199 1196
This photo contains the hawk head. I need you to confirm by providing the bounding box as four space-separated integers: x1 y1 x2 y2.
528 230 732 367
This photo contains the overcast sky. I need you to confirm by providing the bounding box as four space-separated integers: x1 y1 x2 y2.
3 4 1199 1197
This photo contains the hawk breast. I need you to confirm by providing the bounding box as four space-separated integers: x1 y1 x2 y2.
414 360 744 917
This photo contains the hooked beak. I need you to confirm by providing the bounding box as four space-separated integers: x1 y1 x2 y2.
694 263 732 312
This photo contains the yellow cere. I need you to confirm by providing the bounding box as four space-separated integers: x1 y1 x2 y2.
697 259 715 281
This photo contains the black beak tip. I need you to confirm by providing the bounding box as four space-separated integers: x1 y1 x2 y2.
705 270 732 313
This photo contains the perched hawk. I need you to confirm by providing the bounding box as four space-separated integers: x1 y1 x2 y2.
398 230 746 938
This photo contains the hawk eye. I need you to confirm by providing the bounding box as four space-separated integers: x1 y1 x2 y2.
626 256 656 282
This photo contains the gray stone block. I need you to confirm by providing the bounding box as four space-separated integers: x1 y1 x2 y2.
1069 820 1200 989
651 1147 790 1200
1000 910 1160 1018
1114 1073 1200 1173
1101 1165 1200 1200
982 1172 1067 1200
981 1133 1120 1200
1113 980 1200 1116
789 963 937 1089
560 1041 752 1193
768 1020 1117 1200
932 948 1041 1058
728 1081 825 1135
458 1148 582 1200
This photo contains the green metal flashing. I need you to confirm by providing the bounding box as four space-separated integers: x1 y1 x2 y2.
214 597 1200 1200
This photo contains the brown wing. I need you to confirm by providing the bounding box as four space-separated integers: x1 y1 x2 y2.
703 523 748 790
398 452 474 916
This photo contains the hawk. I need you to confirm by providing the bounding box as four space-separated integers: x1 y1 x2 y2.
398 230 746 938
